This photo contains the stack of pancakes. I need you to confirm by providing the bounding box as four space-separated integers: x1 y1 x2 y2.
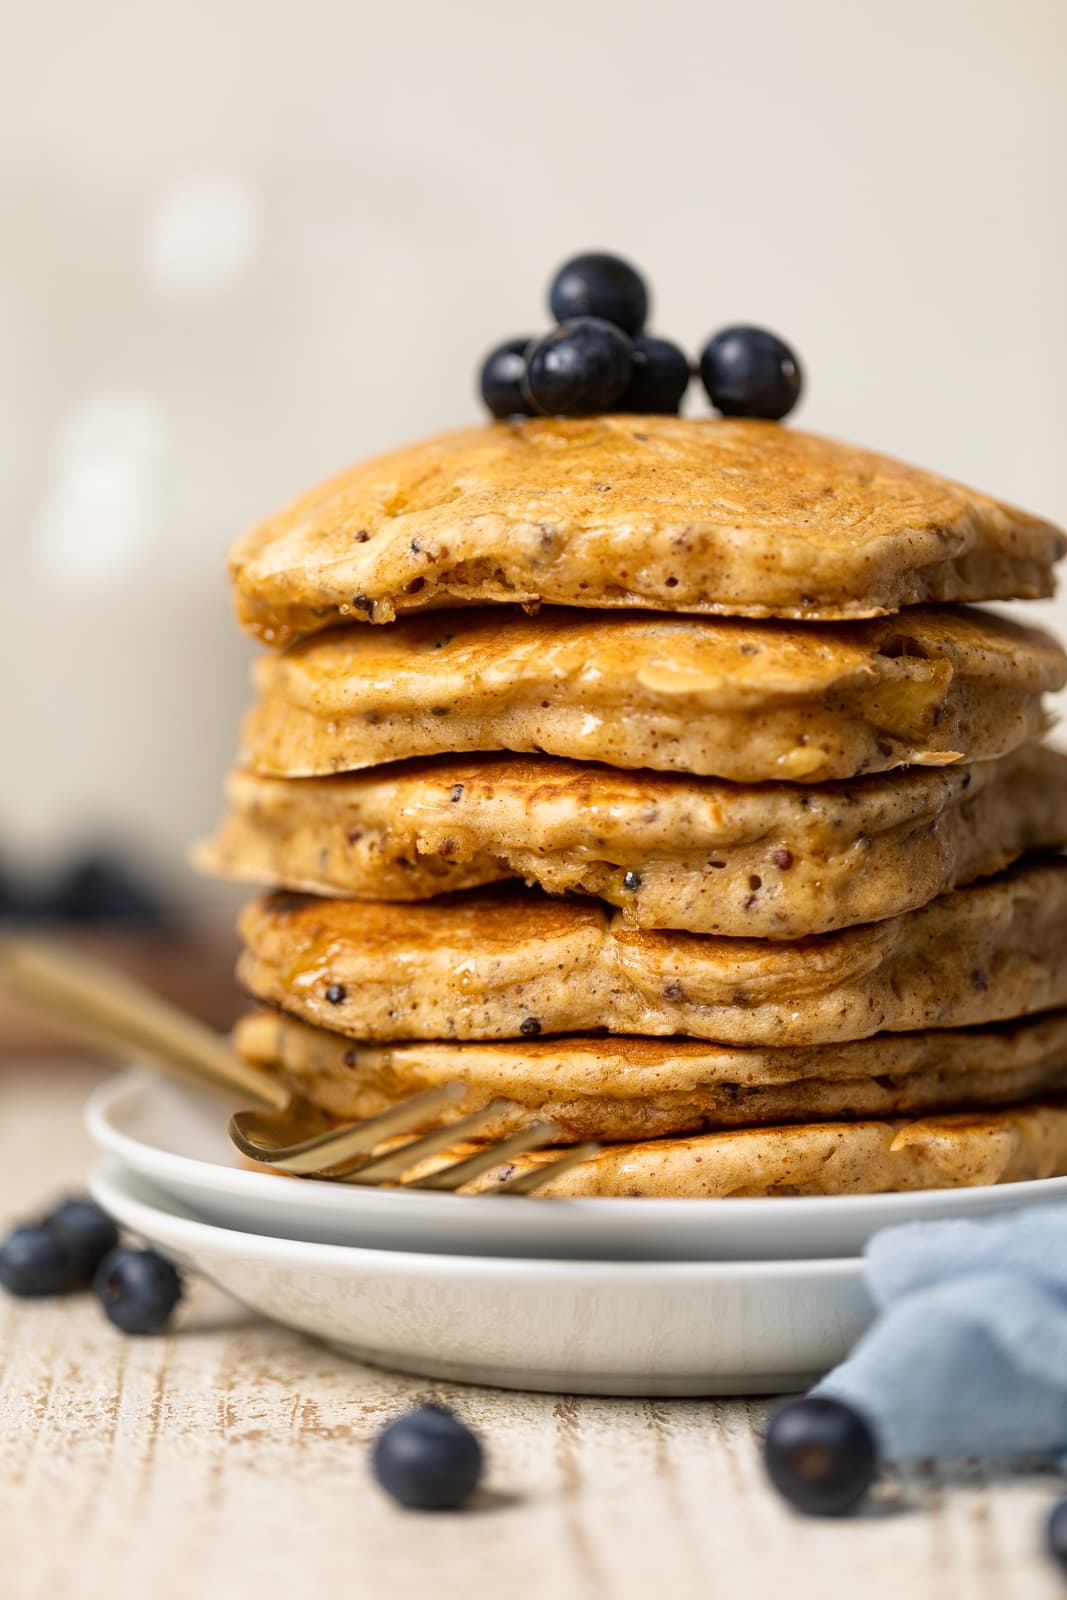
200 415 1067 1197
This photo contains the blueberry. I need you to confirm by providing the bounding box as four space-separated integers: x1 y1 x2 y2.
479 336 536 420
548 252 648 336
1047 1497 1067 1573
372 1403 484 1510
0 1224 79 1297
48 1198 119 1281
524 318 633 417
0 863 28 922
763 1396 878 1516
620 334 691 415
93 1247 183 1335
699 326 803 421
46 852 167 927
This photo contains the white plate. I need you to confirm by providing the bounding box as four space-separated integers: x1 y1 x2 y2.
90 1158 873 1395
87 1072 1067 1261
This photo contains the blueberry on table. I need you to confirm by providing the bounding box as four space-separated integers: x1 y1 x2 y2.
47 1198 119 1281
93 1247 183 1335
1048 1497 1067 1573
699 325 803 421
548 252 649 336
0 1224 80 1297
0 863 28 922
46 852 168 927
763 1396 878 1516
479 336 536 419
373 1403 484 1510
524 318 633 417
620 334 691 414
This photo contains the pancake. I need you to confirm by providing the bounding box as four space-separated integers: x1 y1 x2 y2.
227 416 1066 645
234 1008 1067 1141
199 743 1067 938
453 1101 1067 1197
236 856 1067 1046
241 605 1065 784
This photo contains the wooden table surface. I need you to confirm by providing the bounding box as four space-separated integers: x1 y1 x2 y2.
0 1060 1062 1600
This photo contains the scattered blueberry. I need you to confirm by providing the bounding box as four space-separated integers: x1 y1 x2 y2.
699 325 803 421
93 1247 183 1335
479 336 536 419
524 318 633 417
549 252 649 336
763 1396 878 1516
373 1403 484 1510
0 1224 80 1297
1048 1497 1067 1574
620 334 691 415
45 852 168 927
48 1198 120 1281
0 863 29 922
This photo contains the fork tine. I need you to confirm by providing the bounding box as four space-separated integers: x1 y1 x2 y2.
340 1099 520 1183
403 1119 561 1192
229 1082 465 1174
492 1141 602 1195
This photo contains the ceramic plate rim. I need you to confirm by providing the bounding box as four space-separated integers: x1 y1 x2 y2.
89 1158 865 1282
87 1069 1067 1225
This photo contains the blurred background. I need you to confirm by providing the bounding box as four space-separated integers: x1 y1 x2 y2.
2 0 1065 1038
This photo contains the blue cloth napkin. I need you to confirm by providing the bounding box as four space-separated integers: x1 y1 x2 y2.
813 1205 1067 1465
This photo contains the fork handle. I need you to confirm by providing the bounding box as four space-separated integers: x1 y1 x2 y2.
0 935 288 1110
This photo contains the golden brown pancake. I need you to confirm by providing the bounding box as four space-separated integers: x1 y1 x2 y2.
198 744 1067 938
236 856 1067 1046
241 605 1065 784
454 1101 1067 1197
227 417 1066 645
234 1008 1067 1142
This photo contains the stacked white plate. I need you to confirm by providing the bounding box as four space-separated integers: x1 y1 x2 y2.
87 1072 1067 1396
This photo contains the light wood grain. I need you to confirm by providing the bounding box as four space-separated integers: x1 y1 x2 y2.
0 1061 1061 1600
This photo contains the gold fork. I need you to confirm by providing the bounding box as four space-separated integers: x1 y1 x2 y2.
0 937 597 1194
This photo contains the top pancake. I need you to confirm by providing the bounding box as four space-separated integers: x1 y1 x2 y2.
229 417 1065 645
